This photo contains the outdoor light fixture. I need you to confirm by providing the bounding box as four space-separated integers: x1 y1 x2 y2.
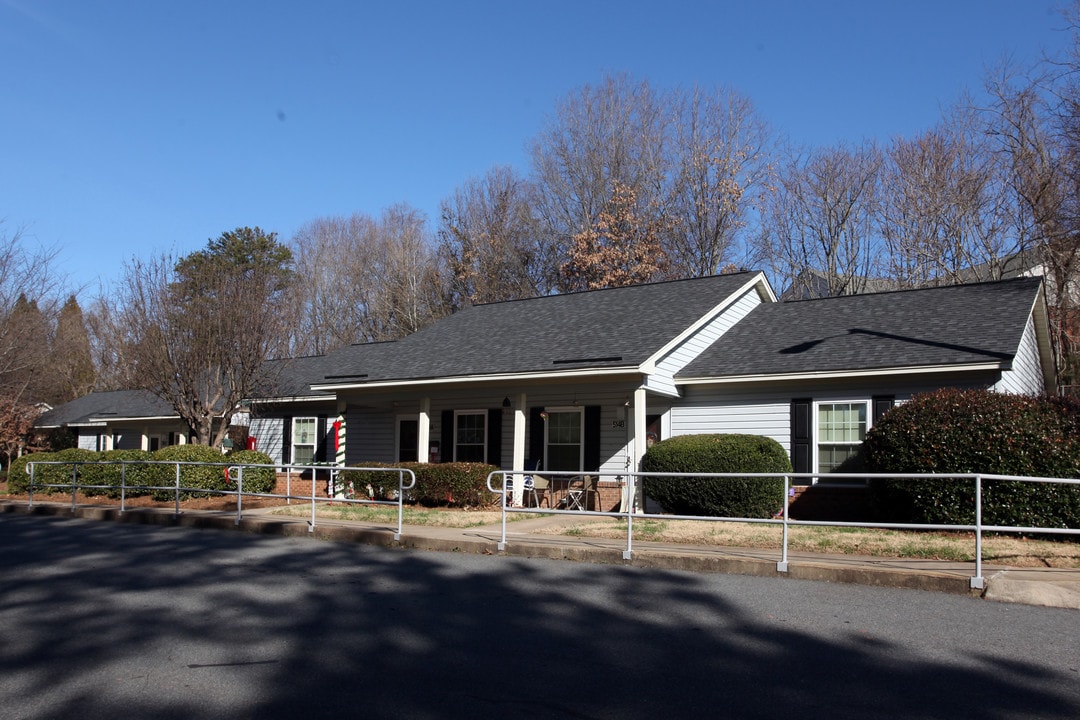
502 396 512 408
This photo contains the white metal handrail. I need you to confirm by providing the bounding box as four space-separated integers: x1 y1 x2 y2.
487 469 1080 589
24 460 417 541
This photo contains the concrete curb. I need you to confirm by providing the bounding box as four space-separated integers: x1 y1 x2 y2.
4 500 1077 609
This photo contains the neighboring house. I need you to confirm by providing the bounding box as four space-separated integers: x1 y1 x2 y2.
35 272 1054 509
245 353 344 468
35 389 191 452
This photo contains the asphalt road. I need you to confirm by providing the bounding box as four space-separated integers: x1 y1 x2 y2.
1 514 1077 720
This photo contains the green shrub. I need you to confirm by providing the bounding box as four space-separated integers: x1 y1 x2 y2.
223 449 277 494
12 449 102 494
339 462 500 507
147 444 231 500
9 452 54 493
79 449 154 498
863 388 1080 528
641 434 790 518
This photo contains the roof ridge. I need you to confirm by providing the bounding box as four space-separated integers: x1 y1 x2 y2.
779 276 1041 305
469 271 760 309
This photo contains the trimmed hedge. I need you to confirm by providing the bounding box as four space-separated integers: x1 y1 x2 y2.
863 388 1080 527
641 434 790 518
9 446 277 499
9 448 102 494
339 462 500 507
79 449 154 498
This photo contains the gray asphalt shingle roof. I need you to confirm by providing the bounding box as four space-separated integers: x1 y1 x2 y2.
36 390 177 427
679 277 1043 379
315 272 763 384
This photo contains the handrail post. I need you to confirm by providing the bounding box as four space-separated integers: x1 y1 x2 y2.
174 462 181 517
971 475 985 590
121 462 127 513
498 472 508 551
27 462 35 508
70 462 79 513
235 466 244 525
623 472 634 560
309 465 316 532
394 469 405 540
777 475 790 572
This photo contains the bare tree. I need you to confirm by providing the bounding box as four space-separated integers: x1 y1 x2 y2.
437 165 546 306
367 204 447 339
983 58 1080 383
118 227 295 446
289 205 447 348
757 143 883 298
287 214 382 355
879 102 1018 287
666 85 774 276
530 73 672 290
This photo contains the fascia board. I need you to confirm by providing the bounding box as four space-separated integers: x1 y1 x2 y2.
313 366 641 392
676 362 1006 386
640 273 774 374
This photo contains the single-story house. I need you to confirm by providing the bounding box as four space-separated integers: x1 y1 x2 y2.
308 272 1052 509
37 272 1054 511
35 389 192 452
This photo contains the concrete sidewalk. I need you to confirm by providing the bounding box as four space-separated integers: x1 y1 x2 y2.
3 499 1078 610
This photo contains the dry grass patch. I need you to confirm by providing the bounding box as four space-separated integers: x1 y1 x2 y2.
537 517 1080 568
271 503 521 528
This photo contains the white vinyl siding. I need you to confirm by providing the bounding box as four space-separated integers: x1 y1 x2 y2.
248 417 284 464
994 315 1045 395
647 288 763 396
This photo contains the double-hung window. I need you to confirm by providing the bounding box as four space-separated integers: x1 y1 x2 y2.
292 417 317 466
816 401 868 474
545 408 583 472
454 411 486 462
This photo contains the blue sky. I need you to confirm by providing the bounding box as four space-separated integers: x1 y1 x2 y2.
1 0 1072 296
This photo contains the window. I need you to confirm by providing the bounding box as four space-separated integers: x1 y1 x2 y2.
545 408 583 471
454 411 486 462
292 417 317 465
816 402 868 473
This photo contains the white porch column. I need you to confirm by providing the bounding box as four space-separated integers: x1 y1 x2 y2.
632 386 647 512
511 393 527 506
512 393 526 472
417 397 431 464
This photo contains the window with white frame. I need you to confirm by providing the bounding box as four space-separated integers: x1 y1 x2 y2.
292 417 317 465
454 411 486 462
816 401 868 473
545 408 583 471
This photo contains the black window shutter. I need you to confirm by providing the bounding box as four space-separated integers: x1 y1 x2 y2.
316 415 328 462
282 417 292 465
486 408 502 466
872 395 895 425
441 410 454 463
529 407 545 466
584 405 601 472
790 399 812 474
